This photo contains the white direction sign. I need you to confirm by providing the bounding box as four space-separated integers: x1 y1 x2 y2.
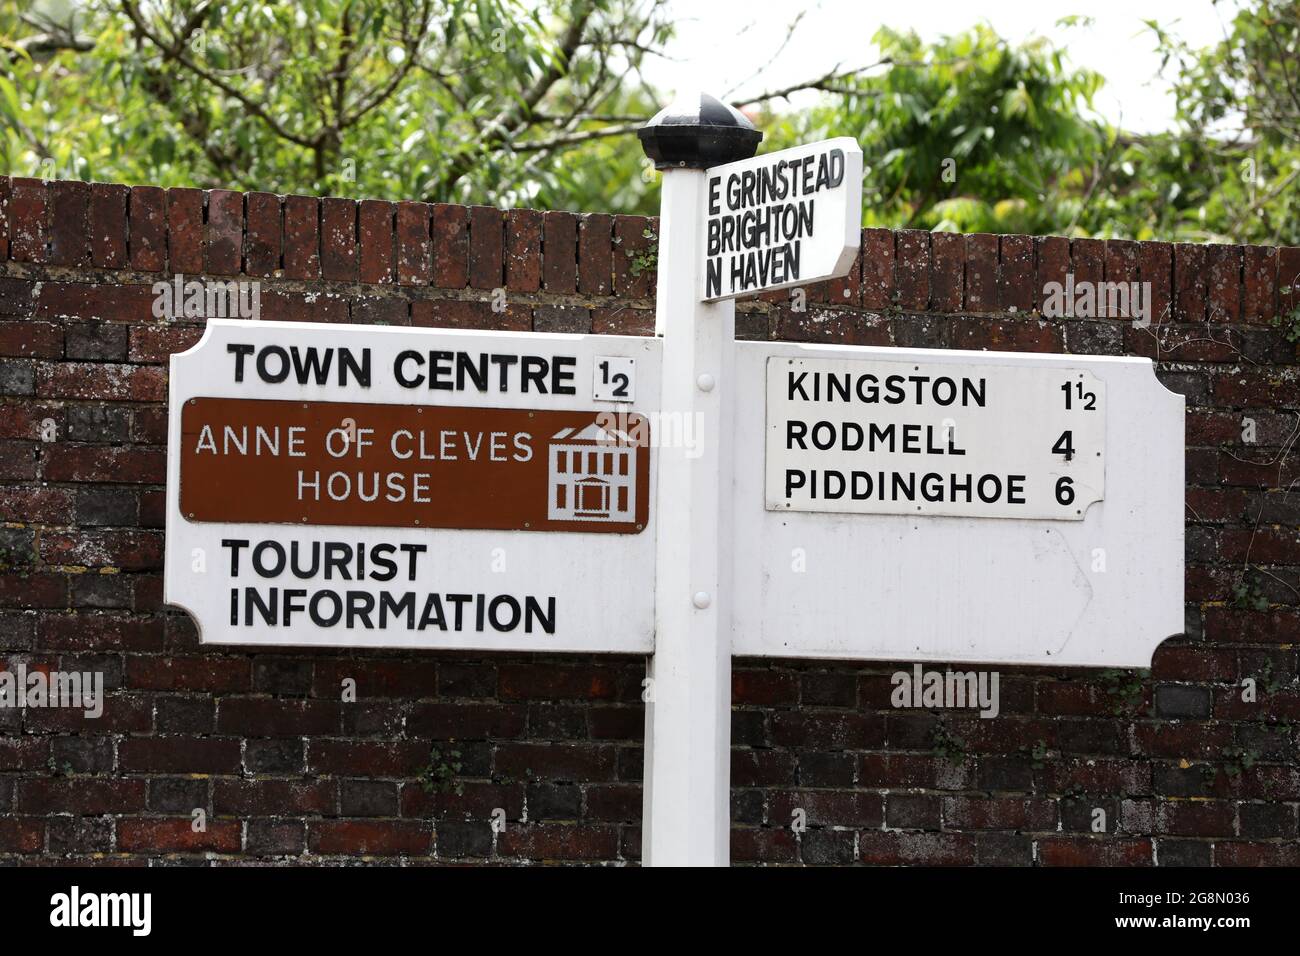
165 319 660 653
767 355 1107 520
702 137 862 301
734 341 1184 669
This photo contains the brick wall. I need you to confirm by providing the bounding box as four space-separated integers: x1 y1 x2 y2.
1 176 1298 865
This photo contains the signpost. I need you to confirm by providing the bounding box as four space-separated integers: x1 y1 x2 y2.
164 92 1184 868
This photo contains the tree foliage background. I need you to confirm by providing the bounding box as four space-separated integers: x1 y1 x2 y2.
1 0 1297 245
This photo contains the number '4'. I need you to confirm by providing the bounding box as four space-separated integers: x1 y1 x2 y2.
1052 430 1075 461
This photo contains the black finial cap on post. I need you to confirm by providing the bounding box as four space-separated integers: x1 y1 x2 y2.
637 92 763 170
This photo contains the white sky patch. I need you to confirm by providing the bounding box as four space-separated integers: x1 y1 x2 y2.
646 0 1233 132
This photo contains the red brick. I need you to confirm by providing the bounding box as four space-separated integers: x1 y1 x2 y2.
1038 837 1152 866
497 824 617 861
732 750 797 787
1203 607 1299 643
308 739 428 776
350 296 408 326
128 186 167 271
89 183 129 269
943 796 1056 830
166 187 203 274
16 778 145 814
119 737 241 773
129 324 204 363
311 659 441 698
258 289 348 323
772 306 890 346
358 199 395 284
768 790 883 827
611 215 651 298
1174 243 1208 322
1104 238 1139 285
770 711 884 749
497 664 623 701
406 701 524 737
591 306 653 336
1215 842 1300 866
1035 235 1070 315
0 439 37 479
41 445 165 483
732 670 799 705
1213 367 1299 407
214 779 334 815
35 282 156 323
0 818 43 853
1157 800 1234 836
951 317 1063 353
731 827 799 863
861 228 895 310
244 191 281 277
320 197 358 281
919 231 961 313
1138 240 1173 325
0 572 67 608
1206 243 1242 323
1071 237 1104 287
859 831 976 865
542 210 578 293
498 208 545 296
824 239 861 307
0 485 74 523
118 818 242 853
999 234 1034 312
126 656 250 692
36 612 163 650
1280 247 1300 315
283 194 321 279
431 203 468 288
35 362 166 401
205 189 243 275
311 820 430 856
39 531 162 569
494 742 617 782
578 213 613 295
410 298 528 331
1242 245 1277 324
8 178 48 262
217 698 340 735
895 229 930 310
0 176 8 259
0 737 49 771
965 233 998 312
1124 325 1239 363
0 319 62 358
468 205 504 290
395 201 431 285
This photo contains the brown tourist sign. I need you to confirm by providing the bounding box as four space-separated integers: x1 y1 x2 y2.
179 397 650 534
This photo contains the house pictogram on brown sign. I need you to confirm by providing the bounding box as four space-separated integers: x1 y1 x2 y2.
547 422 639 523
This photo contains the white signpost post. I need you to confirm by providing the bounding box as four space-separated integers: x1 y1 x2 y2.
165 93 1184 868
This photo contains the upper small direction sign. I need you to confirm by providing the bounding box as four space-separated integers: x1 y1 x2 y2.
701 137 862 301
